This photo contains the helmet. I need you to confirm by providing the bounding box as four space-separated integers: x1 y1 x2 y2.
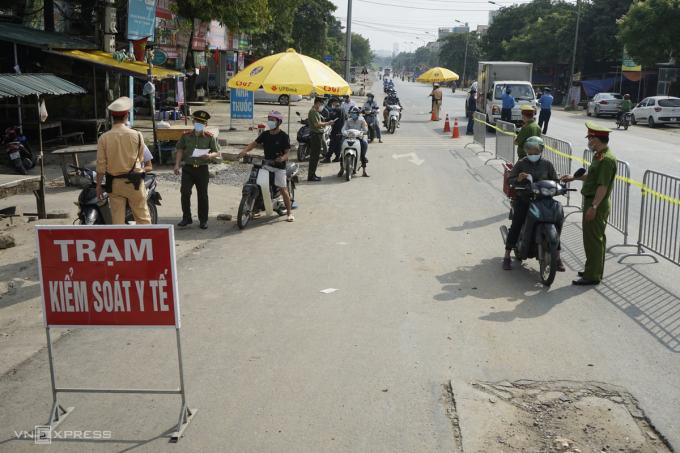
624 94 630 99
367 92 374 98
329 96 340 104
524 136 544 152
268 110 284 124
349 106 360 115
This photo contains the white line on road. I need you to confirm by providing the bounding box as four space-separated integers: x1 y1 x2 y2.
392 152 424 166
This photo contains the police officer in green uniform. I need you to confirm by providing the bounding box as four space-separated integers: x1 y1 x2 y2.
561 121 617 285
174 110 220 229
514 105 542 160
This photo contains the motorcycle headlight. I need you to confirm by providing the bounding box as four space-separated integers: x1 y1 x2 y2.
347 131 357 139
540 187 557 197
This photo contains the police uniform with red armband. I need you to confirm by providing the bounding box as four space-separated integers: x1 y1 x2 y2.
95 97 151 225
562 121 617 286
174 110 220 229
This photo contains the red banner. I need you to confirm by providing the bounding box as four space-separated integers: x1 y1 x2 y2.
37 226 180 328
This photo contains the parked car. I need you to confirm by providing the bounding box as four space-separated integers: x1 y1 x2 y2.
630 96 680 128
254 89 302 106
586 93 623 117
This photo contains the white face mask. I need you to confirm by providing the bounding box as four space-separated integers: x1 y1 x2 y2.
194 122 205 133
267 120 278 130
527 154 541 163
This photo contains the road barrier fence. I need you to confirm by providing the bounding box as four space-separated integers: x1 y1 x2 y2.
541 135 576 208
466 112 487 154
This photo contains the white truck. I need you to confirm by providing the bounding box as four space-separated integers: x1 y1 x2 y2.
476 61 536 126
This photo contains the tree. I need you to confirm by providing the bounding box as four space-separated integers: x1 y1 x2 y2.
351 33 373 67
291 0 336 59
618 0 680 67
439 33 481 84
579 0 633 68
251 0 301 57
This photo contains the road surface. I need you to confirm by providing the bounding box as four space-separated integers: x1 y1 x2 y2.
1 78 679 452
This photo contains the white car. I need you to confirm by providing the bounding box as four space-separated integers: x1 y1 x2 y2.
631 96 680 128
586 92 623 117
254 89 302 106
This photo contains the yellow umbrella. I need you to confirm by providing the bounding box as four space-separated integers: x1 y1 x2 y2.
228 48 351 133
416 67 460 83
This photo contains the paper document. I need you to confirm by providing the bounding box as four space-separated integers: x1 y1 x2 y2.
191 148 210 158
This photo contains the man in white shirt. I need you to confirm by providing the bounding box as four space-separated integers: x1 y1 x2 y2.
339 107 370 178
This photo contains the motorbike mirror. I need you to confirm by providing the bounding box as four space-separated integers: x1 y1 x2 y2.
295 111 300 116
573 168 586 178
526 174 534 184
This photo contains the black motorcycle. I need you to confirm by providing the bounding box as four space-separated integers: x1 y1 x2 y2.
71 165 161 225
237 156 299 230
500 168 585 286
616 111 632 130
295 114 311 162
2 126 35 175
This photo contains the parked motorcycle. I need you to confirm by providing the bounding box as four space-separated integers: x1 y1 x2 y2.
499 168 585 286
237 155 299 229
616 111 632 130
385 105 402 134
71 165 161 225
2 126 35 175
338 129 363 182
363 106 380 142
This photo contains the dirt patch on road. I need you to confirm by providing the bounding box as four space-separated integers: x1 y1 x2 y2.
447 380 672 452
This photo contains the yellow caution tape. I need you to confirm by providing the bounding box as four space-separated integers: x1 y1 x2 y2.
472 118 680 206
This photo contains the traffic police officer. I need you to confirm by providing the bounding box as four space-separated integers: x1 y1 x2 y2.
514 105 541 160
561 121 617 286
174 110 220 229
96 96 151 224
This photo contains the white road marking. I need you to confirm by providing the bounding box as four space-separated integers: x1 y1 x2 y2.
392 152 424 166
320 288 339 294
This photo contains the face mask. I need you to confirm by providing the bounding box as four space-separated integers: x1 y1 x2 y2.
351 114 359 120
527 154 541 163
194 122 205 133
267 120 278 130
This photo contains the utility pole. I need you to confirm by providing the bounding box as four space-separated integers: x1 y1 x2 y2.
345 0 352 82
462 32 470 88
566 0 581 107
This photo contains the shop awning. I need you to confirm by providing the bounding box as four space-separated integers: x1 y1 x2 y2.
0 22 97 50
0 73 86 99
51 50 185 80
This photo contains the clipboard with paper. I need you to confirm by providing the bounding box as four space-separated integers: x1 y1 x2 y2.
191 148 210 158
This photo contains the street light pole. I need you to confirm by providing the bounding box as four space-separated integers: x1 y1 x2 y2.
455 20 470 88
345 0 353 82
566 0 581 107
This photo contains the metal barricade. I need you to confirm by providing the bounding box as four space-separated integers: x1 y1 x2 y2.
621 170 680 266
465 111 488 154
542 135 576 208
485 120 515 165
579 149 633 249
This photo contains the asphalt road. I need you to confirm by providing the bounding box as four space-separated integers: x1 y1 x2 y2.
1 78 679 452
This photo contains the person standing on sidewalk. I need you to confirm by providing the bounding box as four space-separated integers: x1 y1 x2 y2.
514 105 541 160
500 87 515 122
561 122 617 286
95 96 150 225
174 110 220 229
466 88 477 135
537 88 554 134
307 97 336 182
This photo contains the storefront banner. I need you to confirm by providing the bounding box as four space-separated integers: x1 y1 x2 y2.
128 0 157 41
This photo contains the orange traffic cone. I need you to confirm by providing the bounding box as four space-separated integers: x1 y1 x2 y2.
443 114 451 133
431 109 437 121
452 118 460 139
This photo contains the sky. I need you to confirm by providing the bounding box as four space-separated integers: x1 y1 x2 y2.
329 0 533 54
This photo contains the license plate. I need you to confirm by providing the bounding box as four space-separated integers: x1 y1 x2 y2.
9 151 20 160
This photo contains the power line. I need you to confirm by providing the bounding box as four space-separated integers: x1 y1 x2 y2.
355 0 494 11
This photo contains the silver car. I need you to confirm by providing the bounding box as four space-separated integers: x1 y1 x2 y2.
587 92 623 117
254 89 303 106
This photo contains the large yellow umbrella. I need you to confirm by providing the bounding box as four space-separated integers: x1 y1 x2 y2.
228 48 351 133
416 67 460 83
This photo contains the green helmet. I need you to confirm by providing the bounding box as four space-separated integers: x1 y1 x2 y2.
524 136 544 152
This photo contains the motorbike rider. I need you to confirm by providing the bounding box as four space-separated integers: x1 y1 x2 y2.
339 106 370 178
239 111 294 222
383 89 403 127
362 93 383 143
341 95 357 119
618 94 633 123
322 97 344 163
502 136 565 272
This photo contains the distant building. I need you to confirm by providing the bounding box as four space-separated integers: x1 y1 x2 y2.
452 23 470 34
392 43 399 58
476 25 489 35
489 10 499 25
438 23 470 40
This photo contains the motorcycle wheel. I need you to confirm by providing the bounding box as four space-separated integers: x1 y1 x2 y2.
297 144 307 162
237 195 255 230
539 241 558 287
388 119 396 134
12 159 27 175
344 155 353 182
624 122 629 131
147 201 158 224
